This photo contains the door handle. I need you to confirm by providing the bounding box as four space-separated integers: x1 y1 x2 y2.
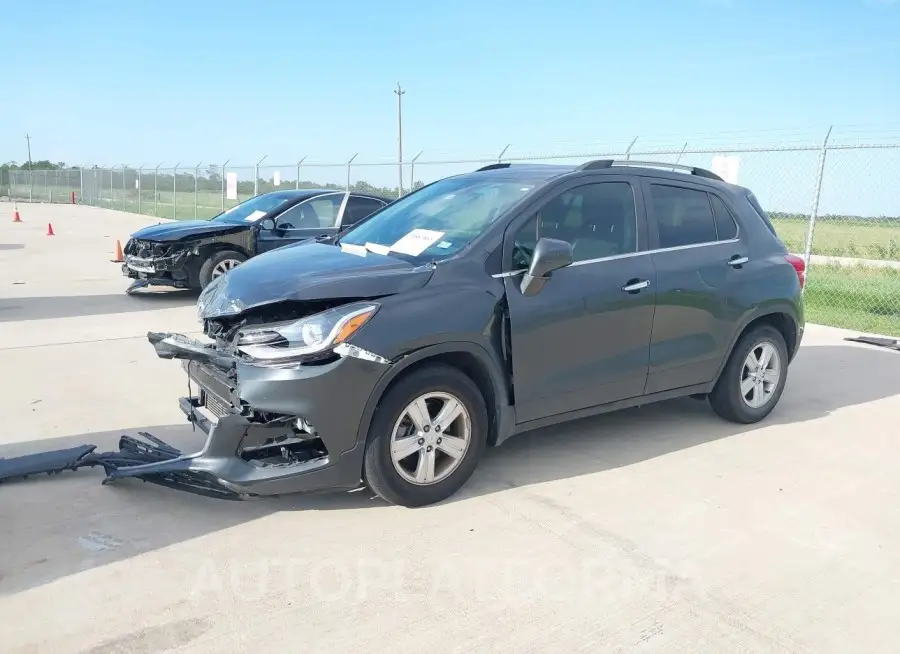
621 279 650 293
727 255 749 267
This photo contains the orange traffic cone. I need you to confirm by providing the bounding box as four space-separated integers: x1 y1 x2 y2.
111 239 124 262
12 203 21 223
46 223 55 236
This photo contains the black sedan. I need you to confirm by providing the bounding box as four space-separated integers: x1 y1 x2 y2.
120 188 391 292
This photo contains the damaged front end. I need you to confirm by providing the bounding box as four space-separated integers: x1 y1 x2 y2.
1 300 397 500
122 239 196 292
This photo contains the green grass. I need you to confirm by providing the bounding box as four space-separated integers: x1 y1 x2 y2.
804 264 900 336
770 216 900 260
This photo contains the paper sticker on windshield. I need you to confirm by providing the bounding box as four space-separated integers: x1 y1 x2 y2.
365 242 391 256
244 210 267 222
437 241 452 249
340 243 368 257
389 229 445 256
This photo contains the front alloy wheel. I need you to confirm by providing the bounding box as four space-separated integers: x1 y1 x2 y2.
363 363 488 507
390 392 472 485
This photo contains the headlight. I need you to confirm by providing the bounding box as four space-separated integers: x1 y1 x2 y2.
236 302 379 362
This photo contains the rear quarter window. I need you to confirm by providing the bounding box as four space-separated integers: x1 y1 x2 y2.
745 190 780 238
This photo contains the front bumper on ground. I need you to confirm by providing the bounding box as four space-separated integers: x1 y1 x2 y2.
1 331 393 499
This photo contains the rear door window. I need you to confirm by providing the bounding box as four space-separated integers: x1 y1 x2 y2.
649 184 717 248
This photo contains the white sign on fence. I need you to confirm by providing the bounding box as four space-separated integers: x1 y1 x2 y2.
273 170 281 186
711 155 740 184
226 172 238 200
135 179 140 189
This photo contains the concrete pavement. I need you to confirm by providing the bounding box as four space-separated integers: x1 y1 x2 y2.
1 204 899 653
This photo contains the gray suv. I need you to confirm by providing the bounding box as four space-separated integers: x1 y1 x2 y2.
123 159 806 507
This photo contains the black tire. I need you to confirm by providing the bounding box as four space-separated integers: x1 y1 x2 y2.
198 249 247 289
363 363 488 507
708 324 789 424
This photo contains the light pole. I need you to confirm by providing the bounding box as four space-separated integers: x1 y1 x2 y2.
394 83 405 197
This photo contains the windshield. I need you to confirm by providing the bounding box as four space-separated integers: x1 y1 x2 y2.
337 175 535 262
213 193 294 223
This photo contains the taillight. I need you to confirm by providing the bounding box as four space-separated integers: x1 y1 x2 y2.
785 254 806 289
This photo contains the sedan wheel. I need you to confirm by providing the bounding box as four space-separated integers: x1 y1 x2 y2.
211 258 241 279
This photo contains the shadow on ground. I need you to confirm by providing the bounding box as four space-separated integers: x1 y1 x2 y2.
0 291 199 322
1 342 898 596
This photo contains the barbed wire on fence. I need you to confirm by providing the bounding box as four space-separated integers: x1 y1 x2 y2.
2 140 899 337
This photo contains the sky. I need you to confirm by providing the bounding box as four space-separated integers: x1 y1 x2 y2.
3 0 900 209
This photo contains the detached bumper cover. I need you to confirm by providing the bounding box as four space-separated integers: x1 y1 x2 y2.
0 432 243 500
2 330 391 500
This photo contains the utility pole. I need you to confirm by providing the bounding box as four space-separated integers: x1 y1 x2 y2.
25 133 32 170
394 83 405 198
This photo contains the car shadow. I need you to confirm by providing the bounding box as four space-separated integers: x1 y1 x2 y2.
453 342 900 501
1 342 897 595
0 292 199 322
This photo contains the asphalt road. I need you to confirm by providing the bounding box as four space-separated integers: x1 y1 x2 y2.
2 203 899 653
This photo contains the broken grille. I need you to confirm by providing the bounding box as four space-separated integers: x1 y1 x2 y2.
201 389 232 418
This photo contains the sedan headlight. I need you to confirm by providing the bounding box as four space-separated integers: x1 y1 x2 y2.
236 302 379 362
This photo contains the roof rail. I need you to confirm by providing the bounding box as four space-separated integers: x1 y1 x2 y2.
576 159 725 182
475 163 512 172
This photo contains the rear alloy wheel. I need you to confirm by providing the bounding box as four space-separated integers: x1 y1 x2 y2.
363 364 487 507
198 249 247 289
708 324 789 424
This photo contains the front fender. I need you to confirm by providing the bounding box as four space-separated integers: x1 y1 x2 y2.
353 340 515 454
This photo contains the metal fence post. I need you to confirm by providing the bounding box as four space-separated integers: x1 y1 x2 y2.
624 136 639 160
221 158 230 211
154 163 162 216
121 165 127 211
173 161 182 219
137 166 143 214
194 161 202 219
79 166 84 204
255 155 268 196
801 126 833 290
410 150 423 193
346 153 358 191
295 156 306 190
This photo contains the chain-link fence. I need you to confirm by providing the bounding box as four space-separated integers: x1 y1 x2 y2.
2 140 899 336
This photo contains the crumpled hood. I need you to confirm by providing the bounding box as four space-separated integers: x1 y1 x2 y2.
197 241 434 319
131 220 248 243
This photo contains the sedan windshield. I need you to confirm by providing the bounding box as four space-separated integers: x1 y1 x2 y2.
213 193 295 223
337 175 536 262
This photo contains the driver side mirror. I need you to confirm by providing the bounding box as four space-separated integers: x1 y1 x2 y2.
519 237 574 297
259 218 276 231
